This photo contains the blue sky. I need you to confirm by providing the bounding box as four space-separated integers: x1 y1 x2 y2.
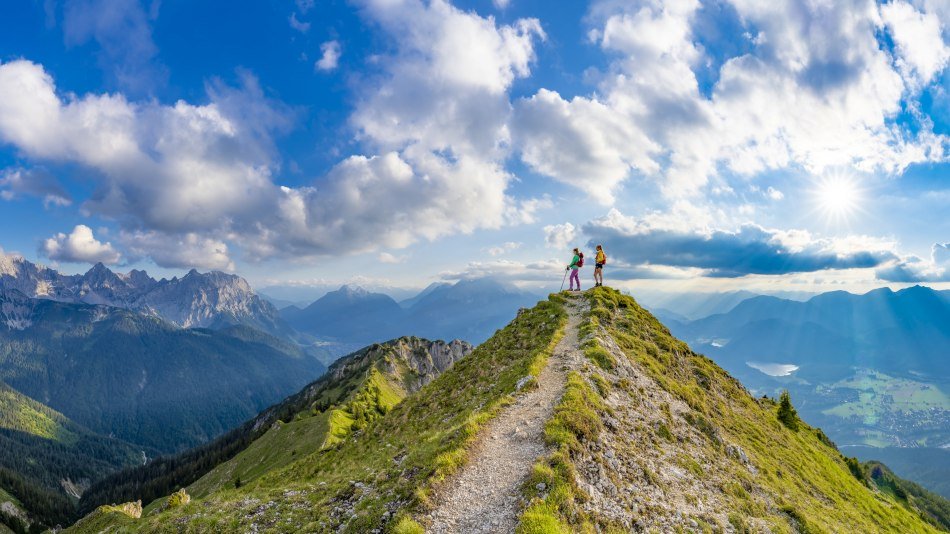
0 0 948 294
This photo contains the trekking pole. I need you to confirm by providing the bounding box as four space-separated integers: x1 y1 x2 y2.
559 268 568 291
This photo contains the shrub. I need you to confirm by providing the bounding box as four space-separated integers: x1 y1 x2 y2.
777 390 799 431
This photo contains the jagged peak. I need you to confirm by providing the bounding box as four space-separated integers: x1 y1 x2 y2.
337 284 371 296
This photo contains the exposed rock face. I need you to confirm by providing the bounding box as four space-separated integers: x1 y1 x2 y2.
327 337 473 390
117 500 143 519
0 252 283 335
0 289 36 330
386 337 473 390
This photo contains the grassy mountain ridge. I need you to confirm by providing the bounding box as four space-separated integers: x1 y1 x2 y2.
69 291 946 532
519 288 942 532
69 297 563 532
76 337 471 518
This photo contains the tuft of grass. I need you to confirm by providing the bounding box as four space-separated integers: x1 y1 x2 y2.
391 516 424 534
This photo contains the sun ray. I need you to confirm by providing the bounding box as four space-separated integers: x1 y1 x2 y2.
808 171 867 229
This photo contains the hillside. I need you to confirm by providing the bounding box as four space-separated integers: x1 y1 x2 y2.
0 289 325 453
667 285 950 497
0 381 143 531
77 337 472 516
70 289 946 532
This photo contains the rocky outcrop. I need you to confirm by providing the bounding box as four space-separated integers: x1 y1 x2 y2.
115 501 142 519
385 337 473 390
328 337 473 387
0 289 35 330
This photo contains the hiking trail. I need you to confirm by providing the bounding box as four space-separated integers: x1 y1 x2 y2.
425 294 587 533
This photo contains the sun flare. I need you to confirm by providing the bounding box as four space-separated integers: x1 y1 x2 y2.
813 174 863 223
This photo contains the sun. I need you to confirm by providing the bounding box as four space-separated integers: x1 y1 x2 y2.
812 173 863 224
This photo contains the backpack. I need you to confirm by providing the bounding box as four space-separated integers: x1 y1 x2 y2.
577 253 584 268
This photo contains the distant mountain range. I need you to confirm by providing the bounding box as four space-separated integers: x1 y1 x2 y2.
0 288 326 453
670 286 950 381
282 279 544 345
0 253 288 337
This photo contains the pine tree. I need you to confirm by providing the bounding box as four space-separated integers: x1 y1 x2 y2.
777 390 799 431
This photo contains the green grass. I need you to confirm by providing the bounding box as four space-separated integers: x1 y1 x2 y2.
582 286 941 533
177 345 422 505
0 383 77 443
69 297 567 533
517 372 604 534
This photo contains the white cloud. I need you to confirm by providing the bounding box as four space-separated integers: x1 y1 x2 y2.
876 242 950 282
512 0 950 202
486 241 520 256
766 187 784 201
378 252 408 264
543 222 577 250
121 230 235 271
493 0 511 9
315 40 340 71
0 167 72 207
0 0 550 268
42 224 122 264
880 1 950 86
289 12 311 33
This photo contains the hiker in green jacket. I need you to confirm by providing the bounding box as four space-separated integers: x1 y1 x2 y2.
567 247 583 291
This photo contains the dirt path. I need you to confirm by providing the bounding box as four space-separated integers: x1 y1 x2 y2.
425 294 587 534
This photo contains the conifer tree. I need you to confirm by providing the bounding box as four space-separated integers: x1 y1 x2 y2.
777 390 799 431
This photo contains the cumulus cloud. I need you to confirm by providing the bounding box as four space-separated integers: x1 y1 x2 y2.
881 1 950 86
315 40 340 70
0 1 549 268
766 187 784 201
876 242 950 282
0 167 71 207
512 0 950 202
583 209 899 278
121 230 235 271
543 222 577 249
42 225 122 264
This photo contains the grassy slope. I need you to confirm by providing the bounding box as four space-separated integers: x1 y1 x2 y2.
862 461 950 530
0 382 142 528
179 364 407 504
68 297 563 533
0 383 77 443
519 288 942 533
